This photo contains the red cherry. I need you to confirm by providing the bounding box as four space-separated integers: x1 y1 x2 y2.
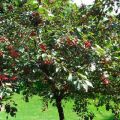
0 51 3 57
30 31 37 36
72 37 78 45
44 60 49 64
100 75 110 85
2 75 9 81
9 50 20 58
66 37 78 46
44 59 53 65
39 43 47 52
66 37 73 46
67 40 73 46
101 76 106 81
8 5 13 11
0 74 9 81
84 41 91 48
103 79 110 85
10 76 17 81
0 37 6 42
24 46 29 52
32 12 39 17
7 45 14 50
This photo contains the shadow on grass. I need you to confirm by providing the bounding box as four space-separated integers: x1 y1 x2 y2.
104 116 114 120
97 112 114 120
2 96 12 101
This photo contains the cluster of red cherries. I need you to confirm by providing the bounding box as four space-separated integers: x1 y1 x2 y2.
66 37 91 48
0 74 17 81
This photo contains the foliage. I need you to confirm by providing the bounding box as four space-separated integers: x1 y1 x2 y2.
0 0 120 120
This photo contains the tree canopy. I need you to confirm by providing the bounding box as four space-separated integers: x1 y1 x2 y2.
0 0 120 120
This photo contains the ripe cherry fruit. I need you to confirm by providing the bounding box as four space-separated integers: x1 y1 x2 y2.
44 59 53 65
0 74 9 81
66 37 73 46
8 5 13 11
84 41 91 48
32 12 39 17
103 79 110 85
10 76 17 81
66 37 78 46
39 43 47 52
9 50 20 58
7 45 14 50
30 31 37 36
72 37 78 45
0 51 3 57
101 76 110 85
0 37 6 42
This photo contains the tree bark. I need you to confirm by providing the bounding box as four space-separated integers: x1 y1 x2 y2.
56 97 64 120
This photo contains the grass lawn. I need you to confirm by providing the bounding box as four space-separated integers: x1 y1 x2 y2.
0 94 114 120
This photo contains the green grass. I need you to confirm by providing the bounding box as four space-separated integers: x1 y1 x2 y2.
88 103 114 120
0 94 114 120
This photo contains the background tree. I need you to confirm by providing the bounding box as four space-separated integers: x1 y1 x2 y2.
0 0 120 120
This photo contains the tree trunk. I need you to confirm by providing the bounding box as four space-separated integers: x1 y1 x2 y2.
56 97 64 120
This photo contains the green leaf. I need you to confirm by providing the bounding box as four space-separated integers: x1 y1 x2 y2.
63 66 67 72
85 80 93 88
56 67 60 72
94 44 106 56
26 0 38 9
68 73 72 81
82 83 88 92
42 53 47 60
38 7 47 14
18 47 24 53
73 81 77 85
77 83 80 90
77 73 88 80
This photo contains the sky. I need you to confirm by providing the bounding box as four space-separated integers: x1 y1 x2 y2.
73 0 120 14
73 0 95 6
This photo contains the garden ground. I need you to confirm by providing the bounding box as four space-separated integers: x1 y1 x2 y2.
0 94 114 120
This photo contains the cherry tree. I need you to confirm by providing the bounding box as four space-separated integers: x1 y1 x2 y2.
0 0 120 120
